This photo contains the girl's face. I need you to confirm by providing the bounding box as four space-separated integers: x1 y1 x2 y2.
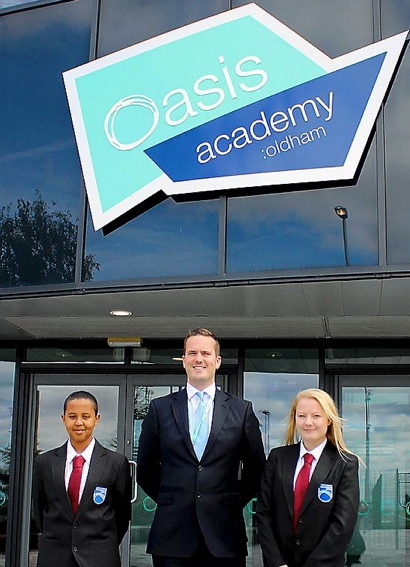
295 397 331 450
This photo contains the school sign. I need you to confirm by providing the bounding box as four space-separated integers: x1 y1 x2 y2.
63 4 407 230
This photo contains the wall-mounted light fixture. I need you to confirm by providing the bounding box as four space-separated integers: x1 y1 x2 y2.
107 337 142 347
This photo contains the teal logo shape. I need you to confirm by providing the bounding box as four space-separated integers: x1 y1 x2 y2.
63 4 407 230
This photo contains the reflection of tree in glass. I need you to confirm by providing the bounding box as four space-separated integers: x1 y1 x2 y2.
0 446 10 470
0 191 99 286
134 386 153 420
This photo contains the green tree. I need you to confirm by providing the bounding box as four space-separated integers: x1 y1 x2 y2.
0 192 99 286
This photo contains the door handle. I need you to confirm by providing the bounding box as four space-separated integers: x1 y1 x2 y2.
129 460 138 503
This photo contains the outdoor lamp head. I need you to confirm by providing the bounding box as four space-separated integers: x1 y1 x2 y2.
334 206 348 220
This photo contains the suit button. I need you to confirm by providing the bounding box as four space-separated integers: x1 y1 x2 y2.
295 540 301 546
197 493 202 498
73 547 78 552
73 524 77 529
198 466 204 471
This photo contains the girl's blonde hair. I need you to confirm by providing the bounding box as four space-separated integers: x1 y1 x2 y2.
284 388 355 457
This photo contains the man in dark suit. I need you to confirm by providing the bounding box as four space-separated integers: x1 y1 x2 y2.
33 390 132 567
137 328 266 567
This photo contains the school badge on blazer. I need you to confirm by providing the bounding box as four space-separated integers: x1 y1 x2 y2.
318 483 333 502
93 486 107 504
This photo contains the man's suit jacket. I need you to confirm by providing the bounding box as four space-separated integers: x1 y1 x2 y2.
256 442 359 567
33 439 132 567
137 388 266 558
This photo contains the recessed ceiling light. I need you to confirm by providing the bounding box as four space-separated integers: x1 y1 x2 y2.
110 309 132 317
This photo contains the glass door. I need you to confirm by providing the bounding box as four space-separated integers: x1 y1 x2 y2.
29 375 126 567
340 376 410 567
126 374 186 567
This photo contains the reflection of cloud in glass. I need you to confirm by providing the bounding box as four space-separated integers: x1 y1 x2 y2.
0 363 15 456
85 199 219 280
36 385 119 453
250 0 374 56
227 150 378 272
0 1 93 220
244 372 318 453
343 386 410 497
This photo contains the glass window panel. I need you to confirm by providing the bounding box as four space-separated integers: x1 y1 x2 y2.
226 1 377 274
26 347 124 363
98 0 229 57
0 1 64 10
227 143 378 272
382 1 410 264
84 199 219 281
0 0 97 287
326 347 410 364
243 348 318 566
342 383 410 567
0 357 15 563
233 0 374 56
244 348 319 451
131 347 237 365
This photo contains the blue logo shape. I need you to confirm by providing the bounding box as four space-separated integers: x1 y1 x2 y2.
93 486 107 505
318 483 333 503
63 4 408 230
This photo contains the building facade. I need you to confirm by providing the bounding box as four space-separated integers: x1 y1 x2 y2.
1 0 410 565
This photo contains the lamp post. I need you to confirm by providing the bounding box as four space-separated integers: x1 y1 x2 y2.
334 206 350 267
262 410 270 454
364 387 371 504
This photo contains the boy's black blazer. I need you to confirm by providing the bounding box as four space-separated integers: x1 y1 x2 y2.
256 442 359 567
33 439 132 567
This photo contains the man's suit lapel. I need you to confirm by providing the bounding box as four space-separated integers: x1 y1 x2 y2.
201 389 229 459
52 442 73 519
171 387 231 461
171 389 196 458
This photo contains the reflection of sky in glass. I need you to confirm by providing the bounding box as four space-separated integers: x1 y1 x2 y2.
0 363 15 468
36 385 119 453
0 0 37 7
0 1 95 285
244 372 318 455
343 386 410 499
234 0 374 56
382 2 410 264
227 145 378 272
84 199 219 281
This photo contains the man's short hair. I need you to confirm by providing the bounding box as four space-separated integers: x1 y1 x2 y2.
183 328 220 357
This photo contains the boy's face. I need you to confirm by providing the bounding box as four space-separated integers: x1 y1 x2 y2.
61 398 100 451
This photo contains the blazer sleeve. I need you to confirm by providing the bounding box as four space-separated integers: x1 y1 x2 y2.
239 401 266 507
32 455 46 532
256 450 288 567
113 453 133 543
136 400 161 502
304 453 360 567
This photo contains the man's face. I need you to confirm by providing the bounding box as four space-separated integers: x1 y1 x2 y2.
61 398 100 451
182 335 221 390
